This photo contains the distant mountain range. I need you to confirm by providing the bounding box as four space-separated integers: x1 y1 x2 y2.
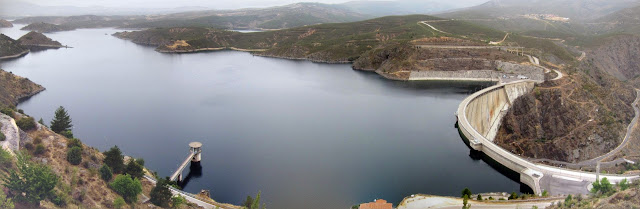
439 0 640 21
1 0 487 19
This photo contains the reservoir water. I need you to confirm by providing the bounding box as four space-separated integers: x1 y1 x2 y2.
0 26 522 209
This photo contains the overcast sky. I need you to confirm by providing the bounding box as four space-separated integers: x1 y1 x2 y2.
11 0 487 10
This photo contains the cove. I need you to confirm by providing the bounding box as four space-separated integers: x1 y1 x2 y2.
0 26 522 209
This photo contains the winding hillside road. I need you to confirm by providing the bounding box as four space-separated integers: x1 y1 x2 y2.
418 21 450 34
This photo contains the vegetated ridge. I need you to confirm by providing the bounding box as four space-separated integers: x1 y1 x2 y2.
21 22 75 33
17 31 66 50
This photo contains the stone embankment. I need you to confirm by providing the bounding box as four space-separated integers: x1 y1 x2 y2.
408 61 545 83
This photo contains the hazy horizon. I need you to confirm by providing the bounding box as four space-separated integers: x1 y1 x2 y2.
2 0 488 10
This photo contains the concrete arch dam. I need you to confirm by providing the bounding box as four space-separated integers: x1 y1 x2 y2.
456 80 639 196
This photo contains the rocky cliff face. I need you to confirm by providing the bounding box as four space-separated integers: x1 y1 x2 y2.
0 19 13 28
495 56 636 162
588 35 640 81
0 69 45 107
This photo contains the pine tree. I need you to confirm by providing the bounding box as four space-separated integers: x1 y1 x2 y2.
103 146 125 174
50 106 72 133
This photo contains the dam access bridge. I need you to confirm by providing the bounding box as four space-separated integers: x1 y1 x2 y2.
170 142 202 182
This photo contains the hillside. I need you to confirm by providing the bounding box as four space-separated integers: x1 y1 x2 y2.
589 5 640 34
126 3 369 30
0 19 12 28
0 69 45 107
13 3 369 31
494 35 639 163
21 22 75 33
441 0 640 21
339 0 460 17
114 15 573 63
0 34 28 59
17 31 65 50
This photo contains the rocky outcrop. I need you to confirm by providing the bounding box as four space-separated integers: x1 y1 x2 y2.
0 19 12 28
0 69 45 107
21 22 74 33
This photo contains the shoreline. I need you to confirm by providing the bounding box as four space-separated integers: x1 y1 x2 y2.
0 49 30 60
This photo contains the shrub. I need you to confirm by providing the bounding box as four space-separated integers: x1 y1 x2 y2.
461 188 472 198
125 159 144 179
16 117 36 131
50 192 68 207
1 154 58 205
0 107 14 117
476 194 482 201
33 137 42 144
0 191 14 209
150 179 172 207
61 130 73 139
34 144 45 155
619 179 629 191
110 174 142 203
100 164 113 182
67 138 82 149
0 132 5 141
17 109 23 114
113 197 125 209
0 149 13 169
542 190 549 197
66 146 82 165
24 142 34 150
509 192 518 200
171 195 186 209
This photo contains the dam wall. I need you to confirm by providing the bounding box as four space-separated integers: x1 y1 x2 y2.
457 80 639 196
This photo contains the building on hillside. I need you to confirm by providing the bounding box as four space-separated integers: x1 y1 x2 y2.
359 199 393 209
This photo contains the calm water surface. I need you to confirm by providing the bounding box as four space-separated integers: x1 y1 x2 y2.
0 26 521 209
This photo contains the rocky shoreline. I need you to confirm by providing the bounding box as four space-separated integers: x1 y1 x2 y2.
0 49 29 60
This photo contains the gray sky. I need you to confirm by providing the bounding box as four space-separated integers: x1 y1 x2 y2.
14 0 487 10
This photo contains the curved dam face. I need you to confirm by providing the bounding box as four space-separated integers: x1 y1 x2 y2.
457 80 639 196
457 81 541 194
